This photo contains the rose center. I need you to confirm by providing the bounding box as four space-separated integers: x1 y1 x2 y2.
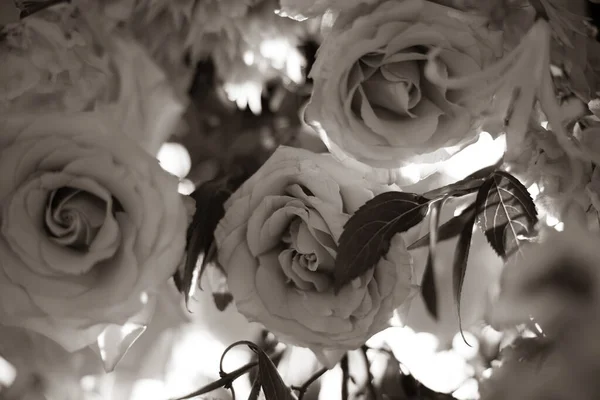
357 58 423 118
279 218 335 292
45 187 108 251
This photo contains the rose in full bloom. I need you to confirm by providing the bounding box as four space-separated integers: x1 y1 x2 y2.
215 146 415 366
0 112 189 354
304 0 503 168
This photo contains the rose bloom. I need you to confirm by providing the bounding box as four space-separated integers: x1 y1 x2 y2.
0 112 189 354
304 0 503 168
215 146 415 367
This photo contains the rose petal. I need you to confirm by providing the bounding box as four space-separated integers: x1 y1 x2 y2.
362 75 415 117
359 84 444 146
30 214 139 319
17 317 107 353
289 256 331 292
285 183 347 244
279 249 314 291
247 196 305 256
4 174 121 278
338 183 375 214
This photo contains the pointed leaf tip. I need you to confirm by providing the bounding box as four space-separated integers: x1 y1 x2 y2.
420 198 445 320
452 201 478 341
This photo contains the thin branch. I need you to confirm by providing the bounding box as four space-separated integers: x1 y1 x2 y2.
341 354 350 400
171 361 258 400
291 366 328 400
361 345 379 400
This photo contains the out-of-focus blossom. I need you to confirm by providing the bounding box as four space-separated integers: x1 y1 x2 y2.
0 325 102 400
0 3 112 113
0 3 186 155
481 329 600 399
506 125 592 220
489 221 600 337
76 0 195 97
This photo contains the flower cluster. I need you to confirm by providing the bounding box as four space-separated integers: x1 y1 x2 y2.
1 0 600 399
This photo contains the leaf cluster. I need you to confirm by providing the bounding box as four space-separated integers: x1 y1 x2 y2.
334 161 537 335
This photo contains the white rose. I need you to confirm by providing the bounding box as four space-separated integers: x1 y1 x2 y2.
305 0 503 168
0 112 189 354
215 146 415 367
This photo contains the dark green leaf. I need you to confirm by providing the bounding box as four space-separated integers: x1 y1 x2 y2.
257 347 296 400
248 375 262 400
477 171 538 260
407 203 477 250
421 199 444 320
452 199 478 345
334 192 429 293
422 158 503 200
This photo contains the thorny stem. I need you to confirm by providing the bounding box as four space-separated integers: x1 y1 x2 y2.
292 367 328 400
